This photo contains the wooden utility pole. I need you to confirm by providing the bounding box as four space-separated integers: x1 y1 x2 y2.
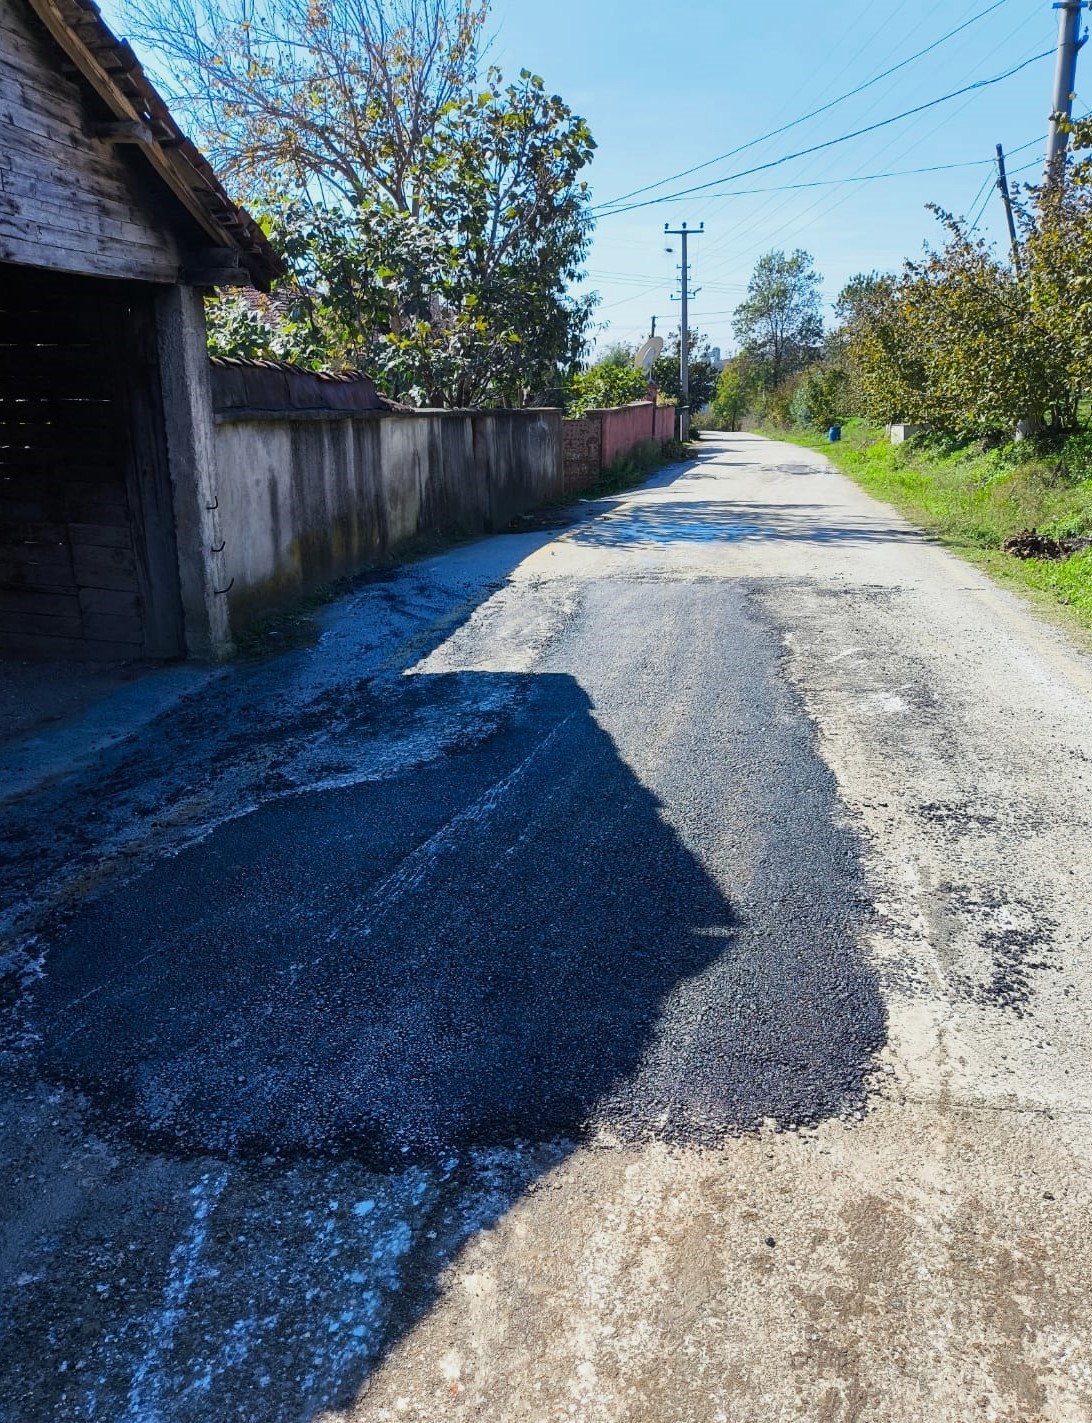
996 144 1021 272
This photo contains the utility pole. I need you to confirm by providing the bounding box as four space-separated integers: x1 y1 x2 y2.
1045 0 1087 185
996 144 1021 272
664 220 703 440
650 315 657 338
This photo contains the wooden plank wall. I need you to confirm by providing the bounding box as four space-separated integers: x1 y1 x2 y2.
0 0 189 282
0 265 184 660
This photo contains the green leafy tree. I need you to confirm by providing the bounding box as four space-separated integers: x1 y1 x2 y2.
128 1 596 405
597 342 638 369
733 250 823 390
651 328 719 410
567 357 648 416
707 356 754 431
791 363 850 430
1026 116 1092 411
832 272 918 423
840 212 1073 437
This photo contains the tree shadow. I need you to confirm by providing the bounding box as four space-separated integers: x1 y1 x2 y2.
563 499 922 548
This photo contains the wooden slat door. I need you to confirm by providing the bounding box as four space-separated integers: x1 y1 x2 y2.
0 265 184 659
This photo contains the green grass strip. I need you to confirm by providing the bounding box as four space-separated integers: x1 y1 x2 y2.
756 420 1092 642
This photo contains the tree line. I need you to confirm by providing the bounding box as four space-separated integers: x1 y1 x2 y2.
705 122 1092 443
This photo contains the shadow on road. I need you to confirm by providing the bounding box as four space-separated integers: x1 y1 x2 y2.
564 499 922 549
32 670 880 1161
2 483 887 1419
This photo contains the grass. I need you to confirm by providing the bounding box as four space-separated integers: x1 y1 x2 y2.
757 419 1092 638
590 438 693 496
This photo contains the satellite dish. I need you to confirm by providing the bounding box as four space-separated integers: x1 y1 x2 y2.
633 336 664 373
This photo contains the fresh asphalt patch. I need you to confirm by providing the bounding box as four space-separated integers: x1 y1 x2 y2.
22 580 885 1165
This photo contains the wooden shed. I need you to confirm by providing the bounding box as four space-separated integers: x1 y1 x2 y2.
0 0 281 659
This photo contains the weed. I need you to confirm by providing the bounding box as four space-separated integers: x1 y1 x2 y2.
585 439 692 497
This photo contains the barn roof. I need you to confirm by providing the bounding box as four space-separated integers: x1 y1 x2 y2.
23 0 283 290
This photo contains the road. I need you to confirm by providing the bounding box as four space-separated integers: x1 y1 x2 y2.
2 431 1091 1422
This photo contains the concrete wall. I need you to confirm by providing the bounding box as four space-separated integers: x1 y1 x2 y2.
209 359 386 418
213 408 563 628
887 423 925 445
654 404 676 443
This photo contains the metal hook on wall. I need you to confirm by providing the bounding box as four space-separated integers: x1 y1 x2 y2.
213 577 235 595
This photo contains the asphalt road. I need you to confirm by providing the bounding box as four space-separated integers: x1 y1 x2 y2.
2 433 1091 1421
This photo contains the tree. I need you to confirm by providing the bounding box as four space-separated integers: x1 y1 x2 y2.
567 359 648 416
1026 116 1092 405
598 342 638 369
831 272 917 423
733 249 823 390
707 356 755 431
128 0 597 406
839 212 1073 437
651 328 720 410
387 67 597 404
124 0 487 207
791 363 850 430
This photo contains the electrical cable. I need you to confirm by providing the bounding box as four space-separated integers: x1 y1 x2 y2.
968 179 997 232
665 157 992 204
689 0 1013 254
686 3 1052 272
591 0 1017 214
595 48 1054 218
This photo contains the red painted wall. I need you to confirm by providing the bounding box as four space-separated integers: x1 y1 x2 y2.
599 401 655 468
561 399 678 491
654 404 676 443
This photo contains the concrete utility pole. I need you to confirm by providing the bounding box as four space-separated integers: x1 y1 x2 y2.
1045 0 1087 185
664 221 703 440
996 144 1021 272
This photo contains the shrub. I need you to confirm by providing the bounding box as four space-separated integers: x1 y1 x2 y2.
568 362 649 417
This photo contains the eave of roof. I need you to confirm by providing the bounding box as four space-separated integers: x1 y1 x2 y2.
24 0 284 291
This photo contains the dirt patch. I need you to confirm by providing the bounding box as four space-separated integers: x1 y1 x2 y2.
1002 528 1091 560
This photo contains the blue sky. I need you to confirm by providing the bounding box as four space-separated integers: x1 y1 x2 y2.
103 0 1068 358
487 0 1065 356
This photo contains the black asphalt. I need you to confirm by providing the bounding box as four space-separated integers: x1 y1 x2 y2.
23 576 885 1164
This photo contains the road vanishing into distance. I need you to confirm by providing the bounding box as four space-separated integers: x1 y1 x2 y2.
2 432 1092 1421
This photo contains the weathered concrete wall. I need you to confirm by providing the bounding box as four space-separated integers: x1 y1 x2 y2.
213 408 562 628
655 404 676 443
209 359 386 418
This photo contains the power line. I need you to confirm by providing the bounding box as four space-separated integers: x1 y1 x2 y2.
670 157 993 203
689 5 1050 268
968 180 997 231
595 48 1055 218
592 0 1017 215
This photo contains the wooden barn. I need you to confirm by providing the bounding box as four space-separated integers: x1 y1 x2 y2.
0 0 280 660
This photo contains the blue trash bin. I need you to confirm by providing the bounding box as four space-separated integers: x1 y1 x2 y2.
827 424 842 443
